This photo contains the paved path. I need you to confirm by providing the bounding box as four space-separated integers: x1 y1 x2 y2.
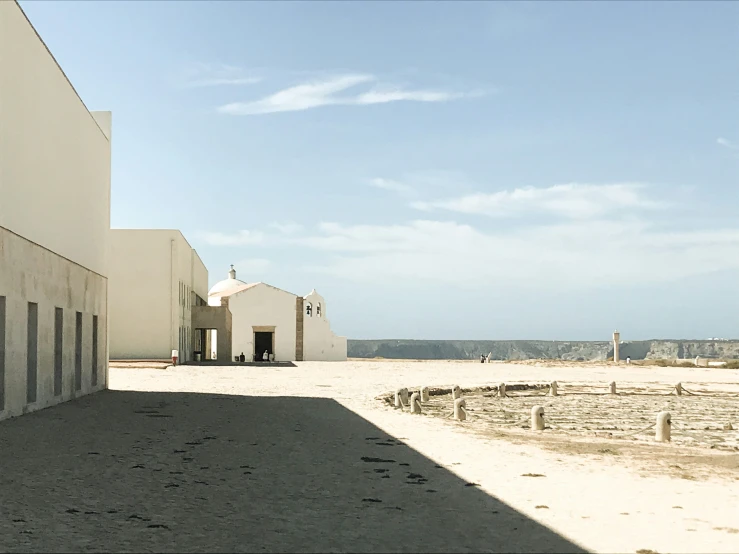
2 360 738 553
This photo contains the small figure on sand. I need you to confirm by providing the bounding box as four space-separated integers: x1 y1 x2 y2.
239 352 245 363
626 356 631 364
263 350 269 362
480 354 486 363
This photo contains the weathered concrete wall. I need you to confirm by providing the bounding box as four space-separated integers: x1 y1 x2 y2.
302 290 347 361
109 230 208 361
228 284 297 362
0 1 111 277
0 228 107 421
191 305 232 363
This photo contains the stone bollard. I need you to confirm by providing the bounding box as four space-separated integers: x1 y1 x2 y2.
452 385 462 400
454 398 467 421
395 388 409 408
609 381 617 394
531 405 545 431
675 382 682 396
550 381 558 396
410 393 422 414
420 386 430 402
498 383 507 398
655 411 671 442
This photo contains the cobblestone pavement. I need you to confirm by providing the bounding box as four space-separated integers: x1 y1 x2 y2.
0 388 584 553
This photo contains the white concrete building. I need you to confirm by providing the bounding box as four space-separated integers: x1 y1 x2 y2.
108 230 208 362
0 1 112 420
205 267 347 362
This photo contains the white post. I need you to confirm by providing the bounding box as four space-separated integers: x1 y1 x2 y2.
550 381 558 396
454 398 466 421
656 411 671 442
531 405 545 431
613 330 620 363
395 388 408 408
675 382 682 396
498 383 506 398
609 381 616 394
410 393 422 414
452 385 462 400
420 386 430 402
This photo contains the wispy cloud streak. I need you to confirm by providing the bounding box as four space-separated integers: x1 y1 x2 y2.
218 73 484 115
717 137 739 150
412 183 664 219
182 63 262 88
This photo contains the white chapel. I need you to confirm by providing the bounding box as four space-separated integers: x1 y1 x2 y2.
195 266 347 362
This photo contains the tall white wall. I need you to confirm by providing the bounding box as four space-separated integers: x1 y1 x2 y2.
229 285 297 362
0 1 111 421
0 1 111 276
108 230 207 361
302 291 347 361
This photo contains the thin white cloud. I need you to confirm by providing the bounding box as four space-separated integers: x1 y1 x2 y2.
717 137 739 150
199 230 265 246
218 73 483 115
182 63 262 88
293 218 739 289
269 222 304 235
412 183 664 219
367 178 415 196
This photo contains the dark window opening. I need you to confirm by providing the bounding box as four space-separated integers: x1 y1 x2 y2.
0 296 5 411
92 315 98 387
27 302 38 404
75 312 82 392
54 307 63 396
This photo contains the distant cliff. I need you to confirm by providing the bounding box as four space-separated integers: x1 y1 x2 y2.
347 339 739 361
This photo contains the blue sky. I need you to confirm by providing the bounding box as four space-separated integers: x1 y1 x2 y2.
21 0 739 341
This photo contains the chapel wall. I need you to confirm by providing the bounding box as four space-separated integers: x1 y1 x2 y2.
229 285 297 362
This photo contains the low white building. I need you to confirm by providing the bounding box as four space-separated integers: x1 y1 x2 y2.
204 267 347 362
108 229 208 362
0 1 112 420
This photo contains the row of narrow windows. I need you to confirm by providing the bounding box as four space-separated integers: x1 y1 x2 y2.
179 281 191 310
0 296 98 412
178 324 191 362
178 282 206 309
305 302 322 318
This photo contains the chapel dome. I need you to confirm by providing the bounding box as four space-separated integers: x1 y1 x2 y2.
208 265 247 296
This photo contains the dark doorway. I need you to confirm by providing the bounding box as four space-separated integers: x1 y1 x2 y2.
254 332 273 361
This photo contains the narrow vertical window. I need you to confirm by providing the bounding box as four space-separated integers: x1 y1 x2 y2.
75 312 82 391
54 307 63 396
27 302 38 404
0 296 5 411
92 315 98 387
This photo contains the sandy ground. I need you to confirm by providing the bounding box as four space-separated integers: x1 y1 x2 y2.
1 360 738 553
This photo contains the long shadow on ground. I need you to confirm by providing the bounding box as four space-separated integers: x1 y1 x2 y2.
0 391 588 553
